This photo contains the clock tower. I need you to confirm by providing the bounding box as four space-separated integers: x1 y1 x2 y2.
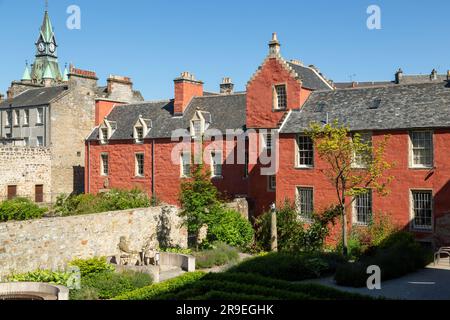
30 10 62 84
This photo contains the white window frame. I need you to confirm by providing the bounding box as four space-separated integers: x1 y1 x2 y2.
23 110 29 126
134 126 144 144
410 189 433 231
13 110 19 126
352 132 372 168
135 153 145 177
36 136 44 147
296 186 314 221
352 189 373 225
5 110 11 127
211 151 223 178
100 153 109 176
295 134 314 168
409 131 433 169
273 84 287 110
100 127 109 144
192 119 202 140
180 152 191 178
37 108 43 124
263 132 273 151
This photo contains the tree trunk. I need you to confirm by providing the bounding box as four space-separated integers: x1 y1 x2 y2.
271 209 278 252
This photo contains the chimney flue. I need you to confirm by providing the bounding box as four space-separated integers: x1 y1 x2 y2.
395 68 403 84
431 68 438 81
220 77 234 94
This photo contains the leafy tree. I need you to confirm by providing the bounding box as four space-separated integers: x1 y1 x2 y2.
179 164 222 247
306 120 393 255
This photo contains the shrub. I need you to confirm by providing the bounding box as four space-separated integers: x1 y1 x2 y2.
206 209 254 248
334 231 432 287
228 251 345 281
8 269 71 286
114 272 206 300
71 271 153 300
160 247 193 255
0 198 47 222
54 189 151 216
255 202 339 252
194 242 240 269
69 287 99 300
68 257 115 277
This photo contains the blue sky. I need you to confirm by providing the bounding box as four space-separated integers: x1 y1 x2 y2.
1 0 449 100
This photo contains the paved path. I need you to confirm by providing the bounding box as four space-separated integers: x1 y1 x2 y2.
303 263 450 300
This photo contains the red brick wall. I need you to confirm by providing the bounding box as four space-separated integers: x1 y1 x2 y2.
174 81 203 115
95 100 123 126
86 138 247 206
277 130 450 243
246 57 312 129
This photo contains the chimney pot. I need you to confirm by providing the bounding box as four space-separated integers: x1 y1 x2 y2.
431 68 438 81
395 68 404 84
220 77 234 94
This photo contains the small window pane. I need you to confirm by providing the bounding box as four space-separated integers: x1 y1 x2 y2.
353 132 372 167
24 110 29 125
275 85 287 109
411 131 433 167
297 187 313 220
193 120 202 139
136 154 144 176
181 152 191 177
14 110 19 126
297 135 313 167
101 154 109 176
135 126 144 142
268 176 276 191
211 151 222 177
37 108 43 124
412 191 432 230
354 190 372 224
37 136 44 147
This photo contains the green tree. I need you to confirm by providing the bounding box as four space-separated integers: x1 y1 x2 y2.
179 164 222 247
306 120 393 256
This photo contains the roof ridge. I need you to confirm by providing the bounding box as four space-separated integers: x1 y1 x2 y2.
193 92 246 99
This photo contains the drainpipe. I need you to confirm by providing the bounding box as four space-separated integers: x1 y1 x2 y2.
87 141 90 194
151 139 155 199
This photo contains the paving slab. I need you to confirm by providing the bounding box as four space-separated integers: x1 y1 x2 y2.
303 263 450 300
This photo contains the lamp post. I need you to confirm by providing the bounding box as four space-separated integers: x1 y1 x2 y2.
270 203 278 252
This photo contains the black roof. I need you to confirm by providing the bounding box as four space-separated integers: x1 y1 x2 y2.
0 85 68 109
281 81 450 133
87 93 247 141
288 62 332 91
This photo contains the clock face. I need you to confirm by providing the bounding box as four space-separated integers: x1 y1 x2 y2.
49 43 56 53
38 42 45 52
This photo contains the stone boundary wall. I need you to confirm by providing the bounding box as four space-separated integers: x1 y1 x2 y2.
0 147 52 202
0 205 187 277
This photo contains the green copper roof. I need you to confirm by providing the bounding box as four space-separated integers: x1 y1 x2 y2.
40 11 54 43
22 65 32 81
43 64 54 79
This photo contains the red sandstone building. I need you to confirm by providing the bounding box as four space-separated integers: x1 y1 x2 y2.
86 34 450 246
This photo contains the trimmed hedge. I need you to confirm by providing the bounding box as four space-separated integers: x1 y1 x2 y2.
68 257 115 276
207 209 254 248
113 272 206 300
115 270 371 301
0 198 47 222
227 251 345 281
335 232 432 287
194 242 240 269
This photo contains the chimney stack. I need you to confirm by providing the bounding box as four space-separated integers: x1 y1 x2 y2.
107 75 134 102
268 33 281 56
447 70 450 81
173 72 203 116
395 68 403 84
220 77 234 94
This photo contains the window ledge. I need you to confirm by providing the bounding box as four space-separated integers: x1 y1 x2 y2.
294 166 314 170
409 166 434 170
411 227 433 233
211 175 223 180
353 222 369 227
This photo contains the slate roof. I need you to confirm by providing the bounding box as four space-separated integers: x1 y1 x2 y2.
281 81 450 133
87 93 247 141
287 62 332 91
0 85 68 109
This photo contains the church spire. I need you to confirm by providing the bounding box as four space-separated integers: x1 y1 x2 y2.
30 8 62 84
22 62 32 82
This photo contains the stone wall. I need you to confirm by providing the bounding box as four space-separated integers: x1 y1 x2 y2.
0 147 52 202
0 205 187 277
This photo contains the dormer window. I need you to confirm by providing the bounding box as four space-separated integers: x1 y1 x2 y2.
193 120 202 139
99 118 116 145
133 116 151 144
273 84 287 110
190 110 210 140
100 127 109 144
135 126 144 143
